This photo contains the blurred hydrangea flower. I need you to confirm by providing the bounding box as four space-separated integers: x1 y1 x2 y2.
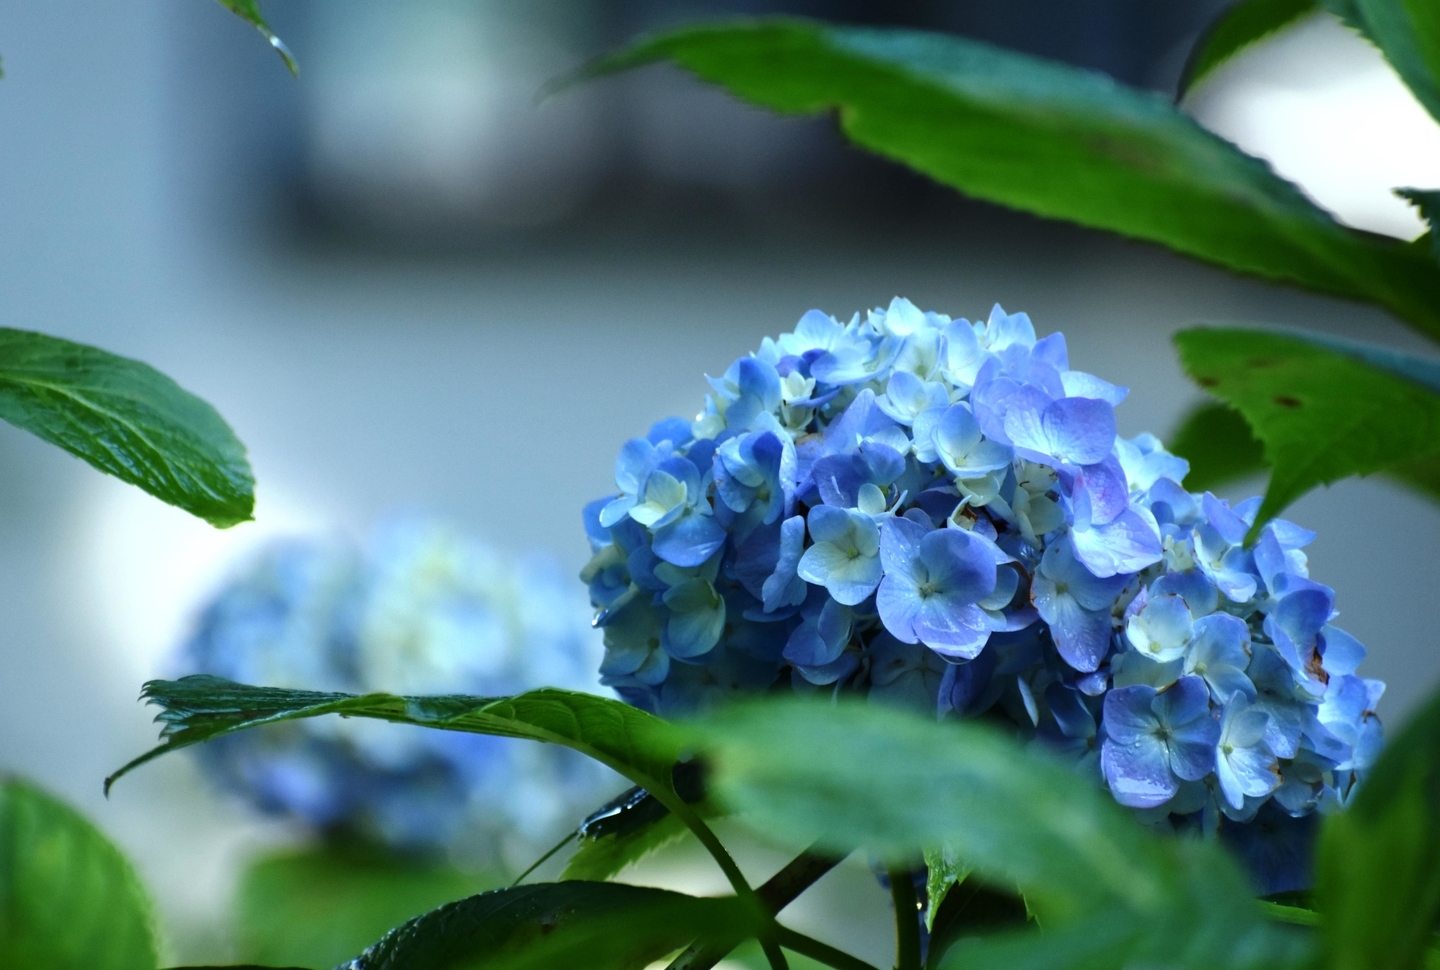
583 298 1384 893
181 517 616 868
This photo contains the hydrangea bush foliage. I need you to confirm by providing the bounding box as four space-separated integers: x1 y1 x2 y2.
584 299 1383 891
183 518 615 864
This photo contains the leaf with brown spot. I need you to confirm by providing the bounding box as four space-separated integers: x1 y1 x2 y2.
1176 327 1440 539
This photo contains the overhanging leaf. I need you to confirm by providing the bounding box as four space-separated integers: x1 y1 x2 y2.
1175 327 1440 537
0 330 254 527
1330 0 1440 125
107 677 682 805
1168 400 1268 493
581 19 1440 339
1315 685 1440 970
688 700 1188 916
342 881 754 970
212 0 297 75
683 700 1308 968
0 776 157 970
1179 0 1319 96
236 842 496 970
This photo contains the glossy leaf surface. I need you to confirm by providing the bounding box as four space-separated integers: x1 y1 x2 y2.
108 677 681 801
586 19 1440 338
1180 0 1319 95
0 330 254 527
213 0 297 74
1175 327 1440 535
0 777 156 970
1316 688 1440 970
343 881 752 970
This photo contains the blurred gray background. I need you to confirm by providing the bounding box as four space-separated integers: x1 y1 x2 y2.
0 0 1437 963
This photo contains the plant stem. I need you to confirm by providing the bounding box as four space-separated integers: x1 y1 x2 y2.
667 800 757 903
665 846 850 970
509 831 576 886
887 865 922 970
773 926 883 970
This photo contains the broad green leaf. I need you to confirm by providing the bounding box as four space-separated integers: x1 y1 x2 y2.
1179 0 1319 96
1169 401 1268 493
212 0 297 75
687 700 1189 918
562 811 690 882
0 776 157 970
683 700 1307 968
1389 449 1440 503
0 330 254 527
236 842 497 970
1175 327 1440 537
107 677 682 804
1172 398 1440 504
1398 189 1440 261
1335 0 1440 125
343 881 754 970
583 20 1440 339
1315 687 1440 970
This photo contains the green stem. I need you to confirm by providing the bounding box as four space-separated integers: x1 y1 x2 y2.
664 846 849 970
509 831 576 886
888 865 922 970
663 800 786 969
773 925 883 970
668 800 757 903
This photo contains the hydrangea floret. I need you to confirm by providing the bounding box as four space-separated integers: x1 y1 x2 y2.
582 299 1384 891
183 517 614 866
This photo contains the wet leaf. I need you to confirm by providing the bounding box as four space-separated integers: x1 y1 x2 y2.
0 330 253 527
212 0 297 74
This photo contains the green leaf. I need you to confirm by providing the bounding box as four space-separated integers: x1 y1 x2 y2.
1179 0 1319 96
689 701 1187 915
582 19 1440 339
922 845 968 933
108 677 682 804
0 776 157 970
236 841 497 970
683 700 1309 968
0 330 254 527
1387 449 1440 502
1175 327 1440 537
1398 189 1440 261
1315 687 1440 970
212 0 297 75
345 881 754 970
1168 400 1268 493
1334 0 1440 125
562 811 691 882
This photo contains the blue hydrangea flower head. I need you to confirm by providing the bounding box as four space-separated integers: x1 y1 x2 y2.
181 517 615 866
583 298 1384 892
